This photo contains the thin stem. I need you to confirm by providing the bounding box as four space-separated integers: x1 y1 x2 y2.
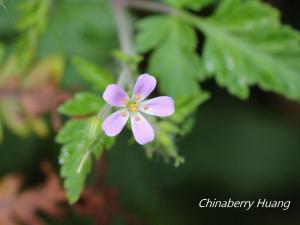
98 0 135 119
113 1 134 56
126 0 172 14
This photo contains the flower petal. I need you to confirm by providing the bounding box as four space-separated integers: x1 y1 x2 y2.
130 113 154 145
103 84 129 107
102 109 129 136
132 74 156 101
140 96 175 117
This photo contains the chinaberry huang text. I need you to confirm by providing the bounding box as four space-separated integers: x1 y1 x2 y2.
198 198 290 211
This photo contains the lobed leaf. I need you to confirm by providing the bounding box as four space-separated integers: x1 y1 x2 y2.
195 0 300 100
136 16 203 97
57 117 113 203
136 16 170 53
60 142 93 203
58 92 103 116
56 119 88 144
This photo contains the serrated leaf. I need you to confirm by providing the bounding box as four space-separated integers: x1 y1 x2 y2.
58 92 103 116
72 56 113 91
58 117 109 203
60 142 93 203
196 0 300 100
136 16 170 53
137 16 202 97
56 119 88 144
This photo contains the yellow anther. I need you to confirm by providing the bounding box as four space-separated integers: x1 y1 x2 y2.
128 102 139 113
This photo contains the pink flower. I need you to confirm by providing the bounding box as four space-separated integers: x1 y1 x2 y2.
102 74 175 145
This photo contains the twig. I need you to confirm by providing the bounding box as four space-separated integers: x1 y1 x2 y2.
98 0 135 119
126 0 172 14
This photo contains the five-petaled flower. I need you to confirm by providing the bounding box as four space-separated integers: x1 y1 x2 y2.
102 74 175 145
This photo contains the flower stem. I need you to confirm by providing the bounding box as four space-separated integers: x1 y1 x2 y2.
126 0 172 14
98 0 135 119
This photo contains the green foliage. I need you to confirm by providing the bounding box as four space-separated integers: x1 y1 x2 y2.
2 0 300 208
145 92 210 166
72 56 113 91
57 56 116 202
0 56 64 140
37 0 116 62
57 117 114 203
17 0 49 33
138 0 300 101
0 99 31 137
59 92 104 117
164 0 214 10
136 15 202 97
195 0 300 99
15 0 51 73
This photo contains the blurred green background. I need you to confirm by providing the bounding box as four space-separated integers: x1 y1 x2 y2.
0 0 300 225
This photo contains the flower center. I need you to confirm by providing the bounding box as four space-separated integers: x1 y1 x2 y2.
127 101 140 113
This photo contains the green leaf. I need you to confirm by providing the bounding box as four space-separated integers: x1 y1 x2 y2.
136 16 170 53
0 99 31 137
38 0 116 64
194 0 300 100
145 120 185 167
58 117 110 203
72 56 113 91
60 142 93 203
56 119 88 144
164 0 214 10
144 93 209 166
136 16 202 97
58 92 103 116
27 117 49 138
17 0 49 33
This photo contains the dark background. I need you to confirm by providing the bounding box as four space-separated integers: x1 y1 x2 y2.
0 0 300 225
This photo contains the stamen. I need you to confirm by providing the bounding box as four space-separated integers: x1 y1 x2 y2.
128 102 139 113
135 95 141 101
143 104 149 110
135 115 141 121
120 111 128 117
122 99 129 105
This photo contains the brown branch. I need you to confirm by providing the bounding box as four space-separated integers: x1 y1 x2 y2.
126 0 172 14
